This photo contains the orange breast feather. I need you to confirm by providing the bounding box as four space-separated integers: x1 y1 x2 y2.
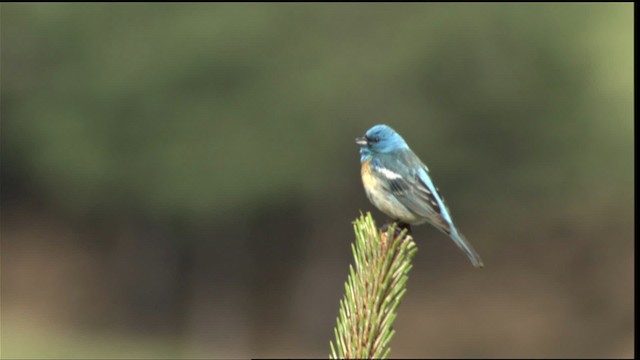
361 159 378 191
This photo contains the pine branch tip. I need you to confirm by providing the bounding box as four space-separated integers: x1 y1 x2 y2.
331 214 417 359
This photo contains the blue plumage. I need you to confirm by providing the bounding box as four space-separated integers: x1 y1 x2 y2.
356 124 484 268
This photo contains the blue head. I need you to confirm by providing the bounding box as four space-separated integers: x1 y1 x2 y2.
356 124 409 161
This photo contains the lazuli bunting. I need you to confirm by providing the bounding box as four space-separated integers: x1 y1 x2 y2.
356 124 484 268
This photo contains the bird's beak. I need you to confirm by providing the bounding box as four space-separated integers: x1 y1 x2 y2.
355 136 368 146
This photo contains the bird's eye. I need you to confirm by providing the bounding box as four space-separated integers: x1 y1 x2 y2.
373 137 380 143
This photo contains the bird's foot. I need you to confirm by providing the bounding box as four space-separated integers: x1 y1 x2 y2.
397 221 412 236
381 221 412 238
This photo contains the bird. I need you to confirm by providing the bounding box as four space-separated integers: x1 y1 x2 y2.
356 124 484 268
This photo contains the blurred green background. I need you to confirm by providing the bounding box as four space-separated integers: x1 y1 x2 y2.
1 3 633 358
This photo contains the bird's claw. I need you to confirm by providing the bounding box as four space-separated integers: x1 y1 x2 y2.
380 221 412 238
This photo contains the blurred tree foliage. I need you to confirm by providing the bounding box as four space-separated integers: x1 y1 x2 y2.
0 4 633 357
1 3 633 225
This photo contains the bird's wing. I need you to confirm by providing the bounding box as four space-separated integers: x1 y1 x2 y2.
372 151 484 268
371 152 452 233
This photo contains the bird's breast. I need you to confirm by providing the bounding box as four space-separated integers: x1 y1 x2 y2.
360 159 377 190
360 159 420 223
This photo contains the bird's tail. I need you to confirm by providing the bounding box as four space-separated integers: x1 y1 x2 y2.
449 228 484 268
